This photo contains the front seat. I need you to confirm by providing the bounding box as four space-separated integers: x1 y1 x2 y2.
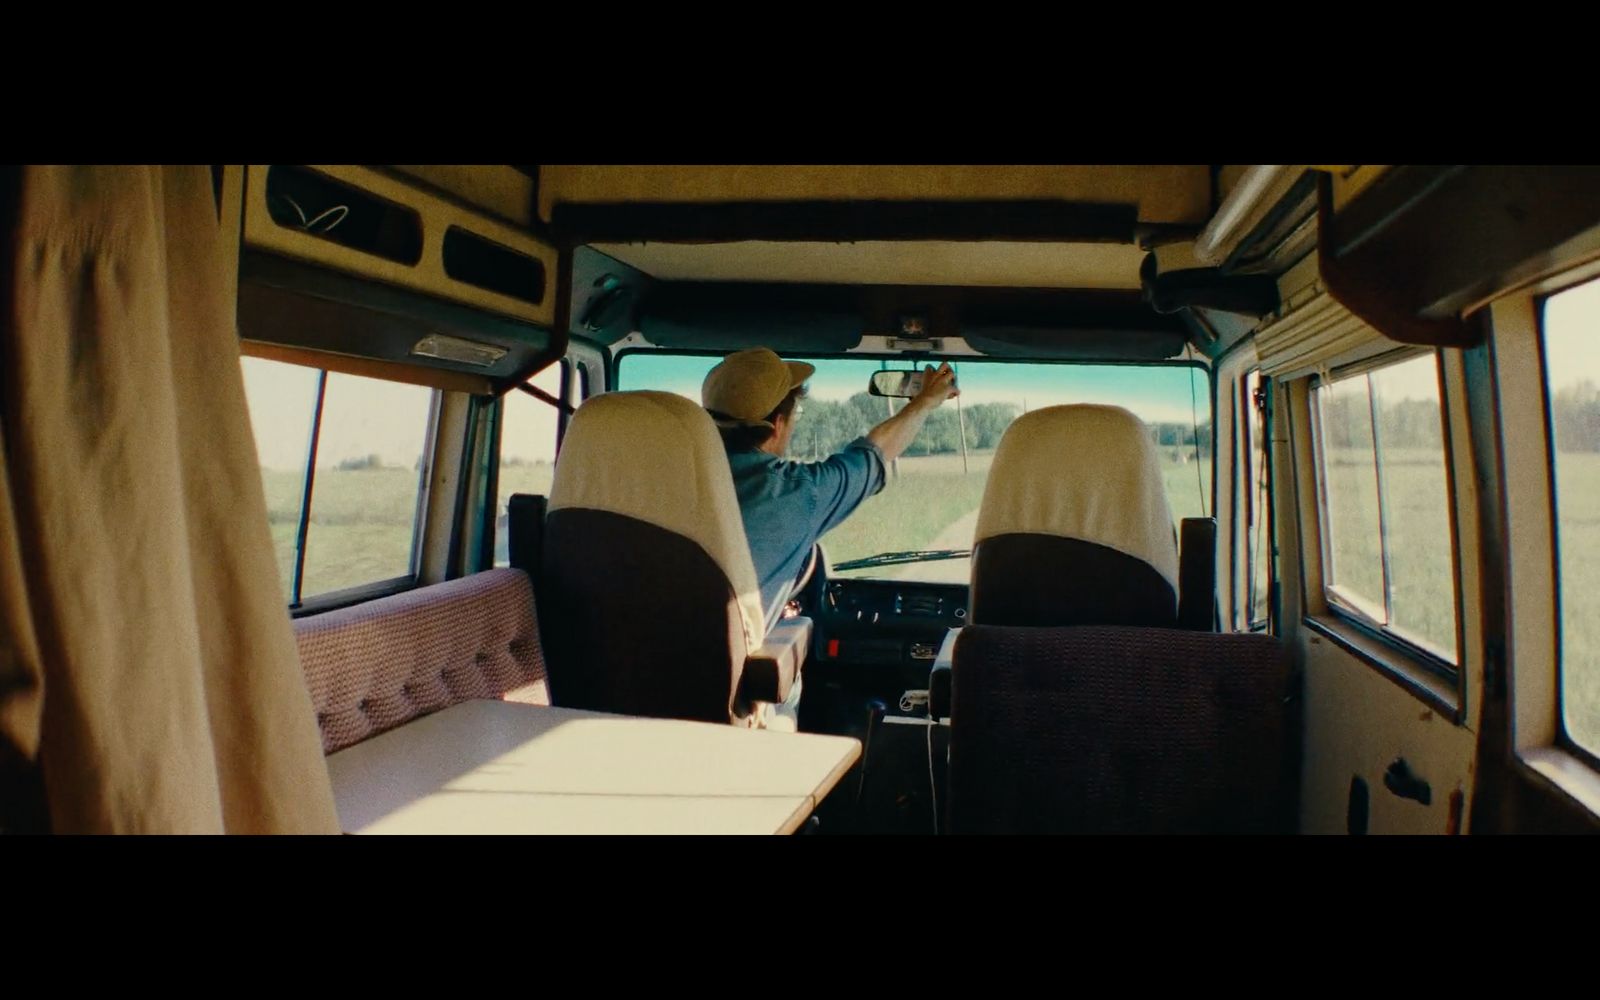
969 404 1184 628
941 404 1293 833
539 390 810 728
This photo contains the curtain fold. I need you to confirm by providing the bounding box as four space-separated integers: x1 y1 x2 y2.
0 165 338 833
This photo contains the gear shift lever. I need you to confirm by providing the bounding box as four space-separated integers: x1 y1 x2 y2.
856 699 888 806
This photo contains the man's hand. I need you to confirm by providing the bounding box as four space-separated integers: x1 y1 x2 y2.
910 362 959 411
867 362 961 463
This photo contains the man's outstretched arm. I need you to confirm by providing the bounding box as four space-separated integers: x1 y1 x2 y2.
866 362 960 463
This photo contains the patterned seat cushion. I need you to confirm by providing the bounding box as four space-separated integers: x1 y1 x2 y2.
294 569 549 754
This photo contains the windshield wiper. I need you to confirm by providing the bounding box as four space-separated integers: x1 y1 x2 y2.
831 549 971 572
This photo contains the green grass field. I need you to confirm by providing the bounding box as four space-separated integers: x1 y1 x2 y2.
1322 447 1457 657
260 466 427 599
262 462 559 599
1556 455 1600 754
822 452 993 573
824 449 1212 583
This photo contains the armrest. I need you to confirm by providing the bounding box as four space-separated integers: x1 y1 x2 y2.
927 627 961 720
740 616 813 705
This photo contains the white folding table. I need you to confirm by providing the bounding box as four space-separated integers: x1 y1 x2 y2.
326 699 862 835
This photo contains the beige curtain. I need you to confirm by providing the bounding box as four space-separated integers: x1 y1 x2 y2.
0 166 338 833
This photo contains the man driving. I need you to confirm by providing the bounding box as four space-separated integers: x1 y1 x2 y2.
702 348 959 728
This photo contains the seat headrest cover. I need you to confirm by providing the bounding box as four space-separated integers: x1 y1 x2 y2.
974 404 1179 589
549 390 765 648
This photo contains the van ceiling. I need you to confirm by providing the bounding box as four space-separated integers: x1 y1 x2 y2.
538 166 1213 228
372 165 1264 363
590 240 1146 290
548 167 1218 303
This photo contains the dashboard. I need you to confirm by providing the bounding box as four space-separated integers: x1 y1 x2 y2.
795 571 966 677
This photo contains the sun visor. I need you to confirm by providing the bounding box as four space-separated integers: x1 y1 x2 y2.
962 326 1187 360
960 290 1189 359
636 282 865 353
571 245 652 344
635 281 1190 359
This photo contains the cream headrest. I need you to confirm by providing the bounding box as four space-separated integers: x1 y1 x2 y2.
974 404 1180 589
548 391 765 649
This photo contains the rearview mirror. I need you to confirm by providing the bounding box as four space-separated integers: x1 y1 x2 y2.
868 369 928 398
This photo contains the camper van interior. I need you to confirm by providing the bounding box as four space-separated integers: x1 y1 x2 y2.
3 164 1599 836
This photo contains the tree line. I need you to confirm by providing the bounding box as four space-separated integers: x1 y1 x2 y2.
788 392 1214 461
1319 393 1444 450
1552 379 1600 452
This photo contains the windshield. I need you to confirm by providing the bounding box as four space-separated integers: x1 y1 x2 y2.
616 353 1213 584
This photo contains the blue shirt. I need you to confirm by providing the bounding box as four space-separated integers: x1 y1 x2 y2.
725 436 888 632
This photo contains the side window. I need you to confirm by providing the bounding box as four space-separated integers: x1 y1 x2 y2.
493 360 565 567
241 359 320 601
241 358 437 605
299 373 435 597
1539 275 1600 759
1311 352 1458 664
1242 368 1271 630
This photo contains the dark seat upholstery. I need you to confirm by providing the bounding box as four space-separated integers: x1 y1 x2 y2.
946 625 1295 833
